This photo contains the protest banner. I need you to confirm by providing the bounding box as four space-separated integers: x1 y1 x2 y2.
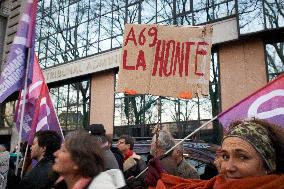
117 24 213 98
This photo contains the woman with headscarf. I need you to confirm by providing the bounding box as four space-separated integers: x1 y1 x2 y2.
145 119 284 189
52 130 125 189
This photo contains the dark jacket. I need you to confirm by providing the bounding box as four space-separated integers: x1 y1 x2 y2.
18 156 59 189
160 155 178 176
177 158 199 179
110 147 124 171
104 149 120 170
123 153 147 189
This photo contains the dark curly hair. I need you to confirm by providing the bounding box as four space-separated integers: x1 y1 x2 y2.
35 130 62 157
64 130 105 178
119 135 134 150
227 119 284 174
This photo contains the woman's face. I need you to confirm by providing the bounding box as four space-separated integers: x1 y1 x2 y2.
220 137 267 179
52 143 78 176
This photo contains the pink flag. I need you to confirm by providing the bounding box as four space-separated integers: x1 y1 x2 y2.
14 56 63 143
218 74 284 129
28 82 63 144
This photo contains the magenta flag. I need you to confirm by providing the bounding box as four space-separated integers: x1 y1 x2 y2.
15 56 63 143
0 0 38 103
218 74 284 129
15 56 43 141
27 81 63 145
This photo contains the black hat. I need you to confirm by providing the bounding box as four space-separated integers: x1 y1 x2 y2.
85 124 106 136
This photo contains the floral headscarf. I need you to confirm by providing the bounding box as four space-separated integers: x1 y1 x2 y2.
223 121 276 172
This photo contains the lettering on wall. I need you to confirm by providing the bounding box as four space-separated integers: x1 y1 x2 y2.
44 49 121 83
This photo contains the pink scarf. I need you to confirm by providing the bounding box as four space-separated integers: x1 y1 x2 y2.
55 176 92 189
72 177 91 189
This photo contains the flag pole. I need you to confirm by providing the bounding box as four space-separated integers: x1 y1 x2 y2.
47 83 64 140
15 47 32 176
20 143 29 178
164 116 218 155
135 116 218 179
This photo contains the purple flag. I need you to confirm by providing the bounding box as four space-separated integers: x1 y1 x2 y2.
0 0 37 103
218 74 284 130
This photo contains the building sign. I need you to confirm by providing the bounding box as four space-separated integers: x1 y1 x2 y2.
43 49 121 83
117 24 213 98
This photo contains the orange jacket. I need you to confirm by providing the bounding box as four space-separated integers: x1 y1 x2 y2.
149 173 284 189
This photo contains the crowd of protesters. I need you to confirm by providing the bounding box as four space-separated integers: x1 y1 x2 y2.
0 118 283 189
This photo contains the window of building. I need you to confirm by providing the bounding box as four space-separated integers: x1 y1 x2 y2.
36 0 234 68
0 79 90 132
265 42 284 80
238 0 284 35
192 0 235 25
49 79 90 131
